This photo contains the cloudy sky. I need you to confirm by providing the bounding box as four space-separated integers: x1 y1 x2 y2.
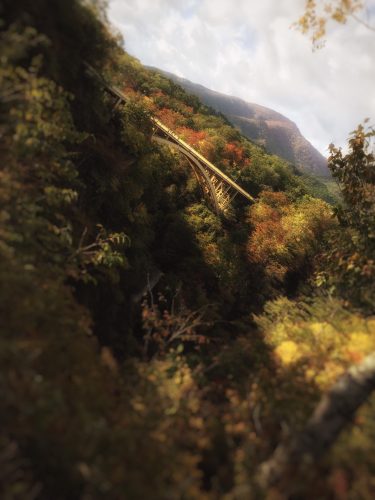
108 0 375 156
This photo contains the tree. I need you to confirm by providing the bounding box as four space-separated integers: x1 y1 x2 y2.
317 124 375 309
329 123 375 241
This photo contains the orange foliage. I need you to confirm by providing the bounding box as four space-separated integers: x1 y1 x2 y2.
156 107 184 129
122 86 138 97
224 142 250 166
182 105 194 115
256 191 289 208
247 190 333 281
178 127 207 148
247 205 287 279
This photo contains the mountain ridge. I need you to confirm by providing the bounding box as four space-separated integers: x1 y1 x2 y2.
149 67 329 177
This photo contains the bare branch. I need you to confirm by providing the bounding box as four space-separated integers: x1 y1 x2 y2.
350 12 375 31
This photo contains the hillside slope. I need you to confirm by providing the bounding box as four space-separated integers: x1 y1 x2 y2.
153 69 329 177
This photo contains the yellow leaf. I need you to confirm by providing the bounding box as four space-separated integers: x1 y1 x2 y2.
275 340 302 365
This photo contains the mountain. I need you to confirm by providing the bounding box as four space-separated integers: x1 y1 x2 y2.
151 69 329 177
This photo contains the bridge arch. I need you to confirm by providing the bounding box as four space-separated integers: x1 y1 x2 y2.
152 136 221 213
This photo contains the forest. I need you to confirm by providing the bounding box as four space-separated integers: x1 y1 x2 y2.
0 0 374 498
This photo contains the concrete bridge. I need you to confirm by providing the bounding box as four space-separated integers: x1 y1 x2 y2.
85 64 255 214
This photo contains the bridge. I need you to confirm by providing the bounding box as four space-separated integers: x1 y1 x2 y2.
85 64 255 214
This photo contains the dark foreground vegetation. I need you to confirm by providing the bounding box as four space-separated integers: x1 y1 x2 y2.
0 1 374 498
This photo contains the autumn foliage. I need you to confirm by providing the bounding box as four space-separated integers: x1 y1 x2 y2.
155 107 185 129
247 190 333 282
1 1 375 499
224 142 250 166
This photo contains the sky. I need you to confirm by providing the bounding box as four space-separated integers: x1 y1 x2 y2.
107 0 375 156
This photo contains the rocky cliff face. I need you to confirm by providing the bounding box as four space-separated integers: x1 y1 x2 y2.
154 70 329 177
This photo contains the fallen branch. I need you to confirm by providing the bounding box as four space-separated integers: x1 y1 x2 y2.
258 351 375 489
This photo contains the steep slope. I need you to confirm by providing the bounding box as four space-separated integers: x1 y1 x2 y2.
152 69 329 177
3 2 375 499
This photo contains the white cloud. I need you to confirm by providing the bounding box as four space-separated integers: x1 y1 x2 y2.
108 0 375 156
